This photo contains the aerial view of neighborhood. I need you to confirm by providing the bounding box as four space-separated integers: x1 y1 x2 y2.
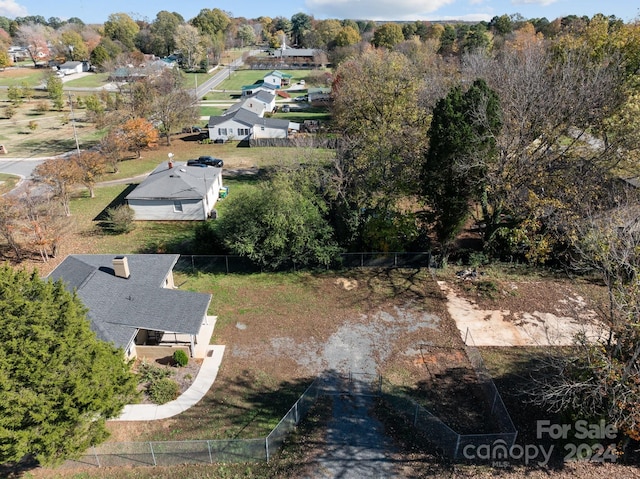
0 4 639 479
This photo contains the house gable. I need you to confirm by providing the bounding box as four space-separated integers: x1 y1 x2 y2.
48 255 212 356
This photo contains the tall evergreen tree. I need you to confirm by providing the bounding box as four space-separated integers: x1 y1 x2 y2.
0 266 138 466
420 79 501 253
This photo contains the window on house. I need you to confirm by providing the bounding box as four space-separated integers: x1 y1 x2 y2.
238 128 249 136
228 128 233 134
218 128 227 136
173 201 183 212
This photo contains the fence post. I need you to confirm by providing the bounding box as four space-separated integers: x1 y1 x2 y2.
453 434 461 460
149 442 157 466
93 446 101 468
265 437 270 463
207 440 213 464
394 252 397 267
491 389 498 414
295 401 299 424
413 404 419 426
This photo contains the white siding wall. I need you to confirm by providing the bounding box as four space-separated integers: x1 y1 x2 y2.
263 74 281 87
252 125 288 139
128 199 206 220
208 119 252 141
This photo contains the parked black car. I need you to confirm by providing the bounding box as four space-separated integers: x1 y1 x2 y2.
186 156 224 168
197 156 224 167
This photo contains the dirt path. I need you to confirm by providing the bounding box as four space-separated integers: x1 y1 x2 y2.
307 384 399 478
289 301 441 478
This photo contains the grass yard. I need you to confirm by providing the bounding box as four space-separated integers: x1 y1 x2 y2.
0 66 50 87
198 105 224 117
62 72 110 88
0 173 20 195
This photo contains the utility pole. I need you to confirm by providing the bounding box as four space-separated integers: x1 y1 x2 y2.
68 92 81 159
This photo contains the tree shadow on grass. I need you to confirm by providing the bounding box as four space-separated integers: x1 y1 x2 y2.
93 183 137 222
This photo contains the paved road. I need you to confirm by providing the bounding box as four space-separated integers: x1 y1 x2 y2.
0 156 46 179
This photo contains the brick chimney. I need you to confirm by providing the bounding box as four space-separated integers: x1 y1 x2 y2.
112 256 130 279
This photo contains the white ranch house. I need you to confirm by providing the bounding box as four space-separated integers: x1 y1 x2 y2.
125 161 223 221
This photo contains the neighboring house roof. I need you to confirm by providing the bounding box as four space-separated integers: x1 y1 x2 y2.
208 109 291 131
125 162 221 201
265 70 293 79
272 48 318 58
47 254 211 351
59 61 83 70
241 82 278 92
224 91 275 116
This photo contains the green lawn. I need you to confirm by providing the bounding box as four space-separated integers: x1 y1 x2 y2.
63 72 110 88
216 68 325 91
199 106 224 117
0 67 49 87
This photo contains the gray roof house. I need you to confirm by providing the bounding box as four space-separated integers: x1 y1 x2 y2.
58 61 88 75
125 161 223 221
241 81 279 97
207 109 299 142
47 254 212 359
225 90 276 117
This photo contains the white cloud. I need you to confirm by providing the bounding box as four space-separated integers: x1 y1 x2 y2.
511 0 558 5
305 0 456 21
0 0 28 18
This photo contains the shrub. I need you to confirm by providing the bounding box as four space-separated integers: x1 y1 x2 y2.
104 205 135 234
4 105 16 119
35 101 49 112
148 378 179 404
137 360 173 384
173 349 189 367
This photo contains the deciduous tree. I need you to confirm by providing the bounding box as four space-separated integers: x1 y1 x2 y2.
72 151 108 198
15 23 51 66
103 13 139 51
330 49 428 249
149 69 198 146
214 170 341 270
32 157 83 216
119 117 158 158
372 23 404 49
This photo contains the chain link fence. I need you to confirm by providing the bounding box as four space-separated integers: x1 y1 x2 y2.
60 343 515 467
381 331 518 460
174 252 436 274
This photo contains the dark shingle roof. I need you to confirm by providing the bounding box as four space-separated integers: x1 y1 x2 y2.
208 109 290 131
47 254 211 351
125 162 221 201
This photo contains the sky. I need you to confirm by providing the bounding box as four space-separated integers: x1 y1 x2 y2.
0 0 638 25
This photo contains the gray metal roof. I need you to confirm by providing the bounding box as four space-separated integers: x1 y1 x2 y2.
125 162 221 201
208 109 290 131
47 254 212 351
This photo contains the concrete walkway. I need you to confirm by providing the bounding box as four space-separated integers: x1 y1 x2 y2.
115 344 225 421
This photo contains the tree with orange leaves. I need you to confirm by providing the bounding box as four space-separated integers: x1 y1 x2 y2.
120 117 159 158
